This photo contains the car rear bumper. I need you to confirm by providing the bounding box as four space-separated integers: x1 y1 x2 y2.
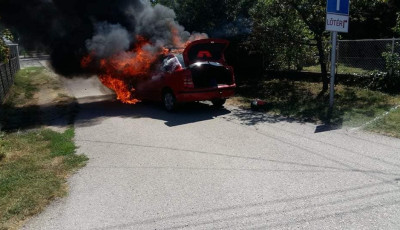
176 85 236 102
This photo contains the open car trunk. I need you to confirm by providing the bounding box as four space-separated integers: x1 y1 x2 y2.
183 39 232 89
189 62 233 88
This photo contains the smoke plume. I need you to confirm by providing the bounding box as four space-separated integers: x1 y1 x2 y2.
86 23 131 58
0 0 206 76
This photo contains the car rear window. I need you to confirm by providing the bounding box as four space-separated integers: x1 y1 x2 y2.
175 54 186 68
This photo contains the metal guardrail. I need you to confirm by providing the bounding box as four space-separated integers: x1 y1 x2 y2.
0 44 20 103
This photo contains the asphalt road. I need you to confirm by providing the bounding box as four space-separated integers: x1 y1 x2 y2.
23 76 400 230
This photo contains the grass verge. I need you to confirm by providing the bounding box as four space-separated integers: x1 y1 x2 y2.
0 67 45 130
232 79 400 137
0 129 88 230
0 67 88 229
1 67 76 131
364 106 400 138
303 64 373 75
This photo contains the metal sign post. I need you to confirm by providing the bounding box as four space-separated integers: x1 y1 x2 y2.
329 32 338 108
326 0 350 109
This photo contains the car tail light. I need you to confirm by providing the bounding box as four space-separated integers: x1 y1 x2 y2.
184 73 194 88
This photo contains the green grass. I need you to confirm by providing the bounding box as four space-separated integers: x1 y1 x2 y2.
303 64 372 75
235 79 400 134
0 129 88 230
0 67 88 229
365 106 400 138
336 64 372 75
0 66 75 131
303 65 322 73
0 67 47 131
10 67 46 104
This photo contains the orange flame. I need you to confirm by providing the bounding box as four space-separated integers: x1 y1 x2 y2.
81 53 94 68
81 36 168 104
98 74 140 104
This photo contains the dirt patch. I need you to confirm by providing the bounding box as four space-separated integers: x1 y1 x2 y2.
1 65 78 132
37 66 77 132
226 96 251 109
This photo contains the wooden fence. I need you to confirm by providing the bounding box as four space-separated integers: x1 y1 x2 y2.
0 44 20 103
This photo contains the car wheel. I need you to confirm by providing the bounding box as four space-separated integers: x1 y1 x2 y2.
211 98 226 108
163 91 177 112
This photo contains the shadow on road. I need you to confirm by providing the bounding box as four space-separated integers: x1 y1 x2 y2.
226 107 343 133
226 108 299 126
0 97 231 132
75 98 231 128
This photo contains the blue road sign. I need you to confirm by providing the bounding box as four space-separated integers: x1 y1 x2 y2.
327 0 349 15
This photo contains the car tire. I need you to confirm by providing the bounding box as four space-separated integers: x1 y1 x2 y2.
211 98 226 108
162 91 177 112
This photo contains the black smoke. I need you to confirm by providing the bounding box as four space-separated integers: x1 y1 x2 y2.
0 0 204 76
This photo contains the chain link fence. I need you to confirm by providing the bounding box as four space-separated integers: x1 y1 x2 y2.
337 38 400 74
302 38 400 75
0 44 20 103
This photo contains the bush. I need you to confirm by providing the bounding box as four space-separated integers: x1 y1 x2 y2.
339 42 400 94
0 28 14 63
339 70 400 93
0 38 9 63
382 43 400 77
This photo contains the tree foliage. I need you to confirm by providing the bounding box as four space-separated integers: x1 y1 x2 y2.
394 12 400 35
348 0 399 39
247 0 399 90
248 0 315 70
382 42 400 77
248 0 331 89
0 40 8 63
0 27 14 63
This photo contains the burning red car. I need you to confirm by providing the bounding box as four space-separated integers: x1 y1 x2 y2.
135 38 236 111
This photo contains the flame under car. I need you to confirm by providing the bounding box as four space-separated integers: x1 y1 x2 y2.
135 38 236 111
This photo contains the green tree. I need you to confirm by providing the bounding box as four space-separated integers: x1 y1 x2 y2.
349 0 399 39
394 12 400 35
287 0 330 90
249 0 315 71
249 0 330 90
249 0 397 91
0 26 14 63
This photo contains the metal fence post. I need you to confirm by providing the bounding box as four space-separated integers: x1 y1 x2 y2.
9 56 13 85
391 37 395 75
392 37 395 55
336 40 340 74
6 56 12 86
16 45 20 71
0 64 6 102
0 44 20 104
5 61 10 90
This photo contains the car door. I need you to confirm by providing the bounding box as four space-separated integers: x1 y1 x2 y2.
135 55 182 101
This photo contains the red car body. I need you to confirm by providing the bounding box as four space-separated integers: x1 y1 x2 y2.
136 38 236 111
